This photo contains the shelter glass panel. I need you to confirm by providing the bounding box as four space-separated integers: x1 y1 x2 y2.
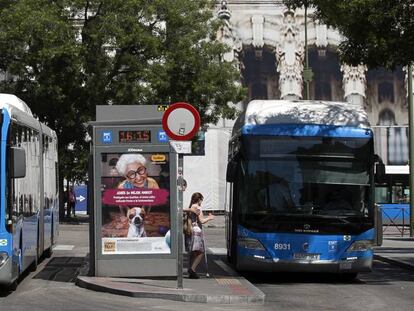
100 152 171 255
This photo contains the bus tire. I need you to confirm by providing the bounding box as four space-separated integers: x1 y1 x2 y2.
7 280 18 292
29 250 38 272
44 247 53 258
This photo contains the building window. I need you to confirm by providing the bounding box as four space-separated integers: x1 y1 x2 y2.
251 83 268 99
379 109 408 165
315 81 332 101
378 81 394 104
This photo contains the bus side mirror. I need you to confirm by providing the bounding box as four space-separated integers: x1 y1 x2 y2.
9 147 26 178
226 160 237 183
374 155 385 183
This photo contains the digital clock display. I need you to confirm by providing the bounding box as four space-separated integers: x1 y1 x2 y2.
119 130 151 143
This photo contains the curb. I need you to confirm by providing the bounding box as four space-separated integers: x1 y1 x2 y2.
213 258 266 304
76 277 191 302
76 275 265 304
374 254 414 272
75 259 265 304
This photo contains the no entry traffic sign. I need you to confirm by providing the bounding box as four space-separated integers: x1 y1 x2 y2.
162 102 201 141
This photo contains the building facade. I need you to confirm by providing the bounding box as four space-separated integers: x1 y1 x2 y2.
183 1 411 210
216 0 410 166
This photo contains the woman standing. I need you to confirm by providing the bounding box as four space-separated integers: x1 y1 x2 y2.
186 192 214 279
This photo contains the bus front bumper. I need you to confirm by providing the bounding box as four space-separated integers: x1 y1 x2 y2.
237 255 372 273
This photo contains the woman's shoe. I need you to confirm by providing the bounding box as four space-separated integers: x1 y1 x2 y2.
188 268 199 279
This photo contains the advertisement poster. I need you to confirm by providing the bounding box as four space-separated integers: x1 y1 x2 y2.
100 153 171 255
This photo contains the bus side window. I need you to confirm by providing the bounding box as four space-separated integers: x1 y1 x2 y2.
403 189 410 203
392 186 407 204
13 195 17 216
375 186 389 204
19 194 23 215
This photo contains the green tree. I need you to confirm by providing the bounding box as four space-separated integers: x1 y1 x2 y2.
0 0 84 218
284 0 414 68
69 0 243 123
0 0 244 217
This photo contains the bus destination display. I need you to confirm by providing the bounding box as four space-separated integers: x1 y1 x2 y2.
119 130 151 143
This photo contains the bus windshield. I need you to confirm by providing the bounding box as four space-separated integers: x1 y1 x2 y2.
237 136 373 228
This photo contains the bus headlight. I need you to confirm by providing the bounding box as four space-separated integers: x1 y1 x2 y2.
0 252 8 267
238 238 265 250
347 240 373 252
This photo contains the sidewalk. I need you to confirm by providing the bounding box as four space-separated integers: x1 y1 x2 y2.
76 252 265 304
374 233 414 271
75 215 265 304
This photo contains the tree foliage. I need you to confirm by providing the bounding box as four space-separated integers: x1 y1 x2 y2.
0 0 244 188
284 0 414 69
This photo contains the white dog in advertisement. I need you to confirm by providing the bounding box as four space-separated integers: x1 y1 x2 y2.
127 207 147 238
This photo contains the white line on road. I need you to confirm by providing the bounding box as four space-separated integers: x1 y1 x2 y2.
53 244 75 251
213 259 238 277
207 247 227 255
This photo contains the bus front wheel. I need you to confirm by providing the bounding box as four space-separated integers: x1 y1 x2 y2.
7 280 18 291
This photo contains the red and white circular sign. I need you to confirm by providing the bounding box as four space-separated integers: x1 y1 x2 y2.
162 102 201 141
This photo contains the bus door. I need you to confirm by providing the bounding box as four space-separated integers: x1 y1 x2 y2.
8 136 29 273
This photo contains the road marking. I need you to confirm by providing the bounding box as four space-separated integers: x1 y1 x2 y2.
53 244 75 251
214 259 238 277
76 195 86 202
207 247 227 255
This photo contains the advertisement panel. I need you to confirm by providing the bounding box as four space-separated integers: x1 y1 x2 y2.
100 152 171 255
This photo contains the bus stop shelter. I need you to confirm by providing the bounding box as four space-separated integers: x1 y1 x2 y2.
87 105 178 277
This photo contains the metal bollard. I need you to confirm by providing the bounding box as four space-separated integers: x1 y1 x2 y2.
374 203 383 246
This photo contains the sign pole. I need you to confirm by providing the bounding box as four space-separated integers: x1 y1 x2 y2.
162 102 201 288
176 155 184 289
408 64 414 237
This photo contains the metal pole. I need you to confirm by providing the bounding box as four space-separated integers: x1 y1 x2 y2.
177 154 184 288
408 64 414 237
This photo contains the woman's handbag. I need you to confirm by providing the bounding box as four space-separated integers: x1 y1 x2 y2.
183 212 193 236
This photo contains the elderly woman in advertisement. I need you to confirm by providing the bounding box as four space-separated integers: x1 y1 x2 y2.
116 153 160 189
116 153 160 216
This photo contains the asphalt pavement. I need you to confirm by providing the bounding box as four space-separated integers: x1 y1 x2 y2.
68 214 264 304
374 226 414 272
63 214 414 305
77 253 265 304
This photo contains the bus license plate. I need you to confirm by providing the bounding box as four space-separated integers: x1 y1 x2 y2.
293 253 320 260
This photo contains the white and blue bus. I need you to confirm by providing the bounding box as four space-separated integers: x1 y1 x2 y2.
226 100 382 279
375 166 410 228
0 94 58 289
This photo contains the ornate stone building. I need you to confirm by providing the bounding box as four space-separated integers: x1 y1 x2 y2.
216 0 410 166
182 1 410 210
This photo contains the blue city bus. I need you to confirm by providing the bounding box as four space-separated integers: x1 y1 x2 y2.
226 100 381 279
375 166 410 227
0 94 59 290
